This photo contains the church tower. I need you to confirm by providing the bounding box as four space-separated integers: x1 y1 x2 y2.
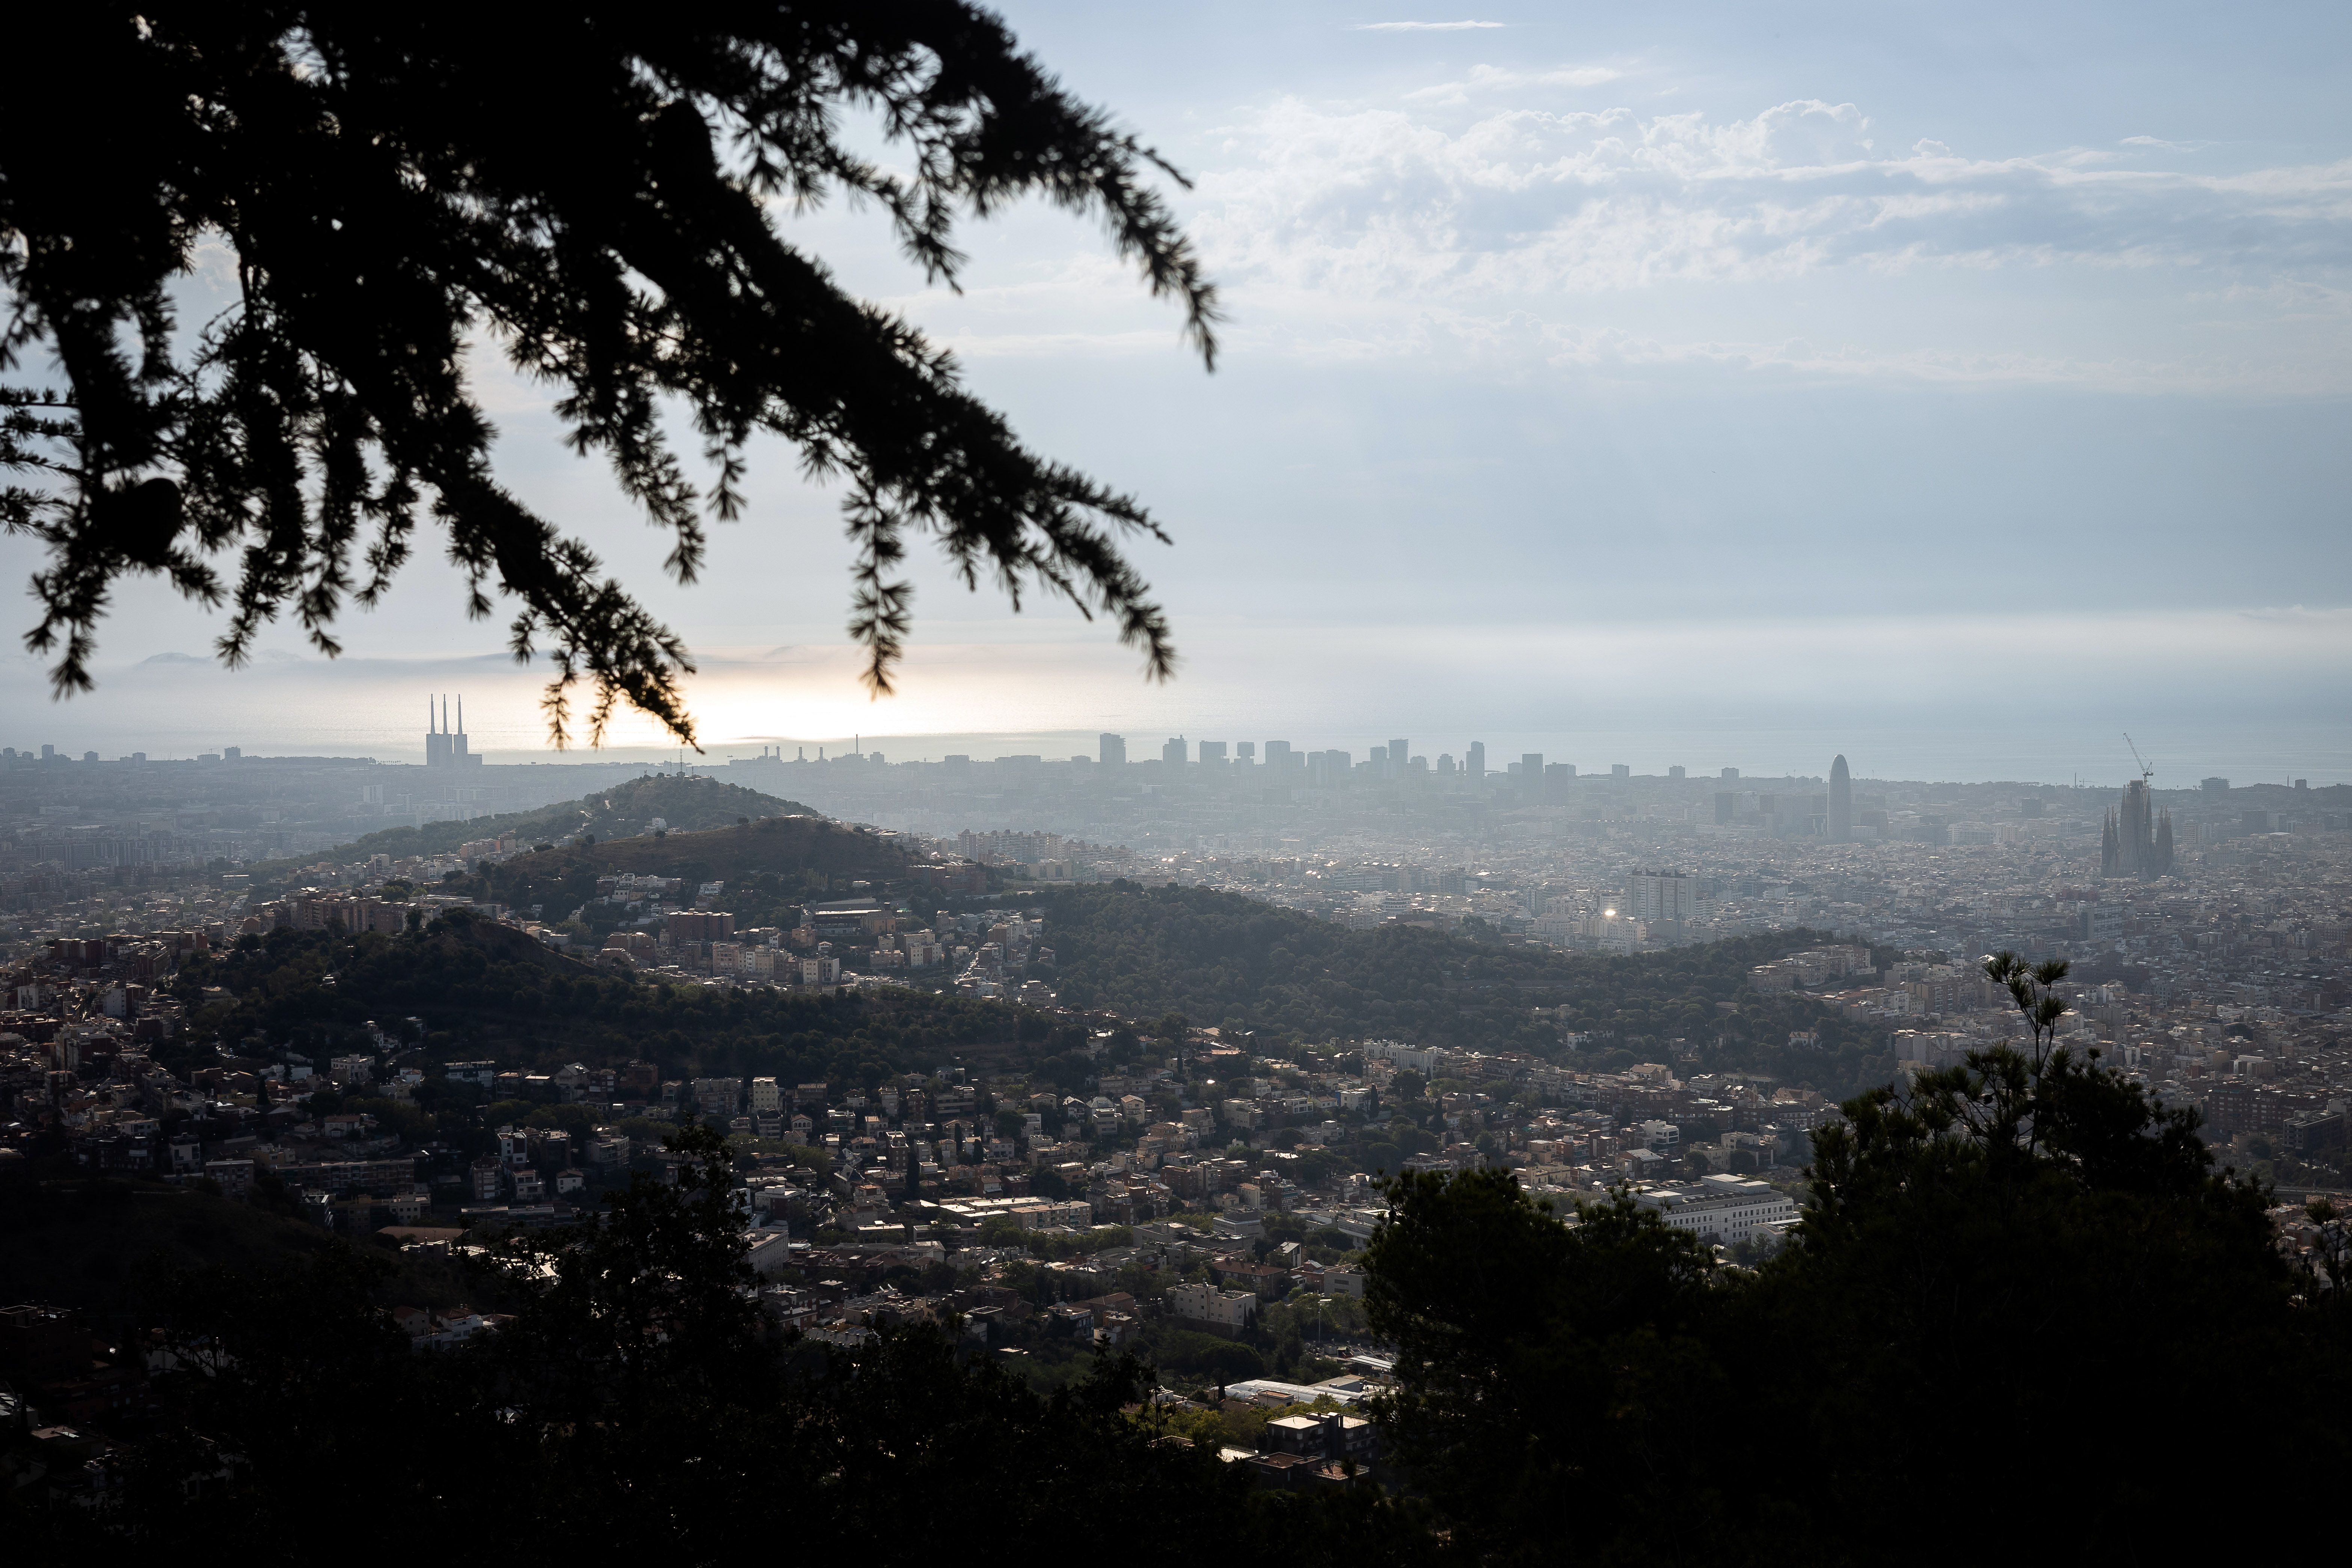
2118 779 2154 877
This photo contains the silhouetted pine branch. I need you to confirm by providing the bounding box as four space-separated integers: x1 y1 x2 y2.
0 5 1217 742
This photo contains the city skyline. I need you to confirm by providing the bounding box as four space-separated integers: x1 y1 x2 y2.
0 714 2343 792
1 632 2346 786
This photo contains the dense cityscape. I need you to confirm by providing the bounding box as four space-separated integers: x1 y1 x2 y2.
5 721 2346 1394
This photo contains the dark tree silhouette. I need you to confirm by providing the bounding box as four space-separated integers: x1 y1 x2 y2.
0 6 1217 742
1364 1032 2352 1564
49 1121 1429 1567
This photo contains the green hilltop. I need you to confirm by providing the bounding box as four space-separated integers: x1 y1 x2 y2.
448 813 919 934
167 913 1059 1091
246 774 815 885
1033 883 1893 1094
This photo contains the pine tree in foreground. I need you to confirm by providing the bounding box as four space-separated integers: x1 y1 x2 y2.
0 6 1218 743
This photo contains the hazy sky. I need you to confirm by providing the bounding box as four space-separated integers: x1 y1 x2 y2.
5 2 2347 770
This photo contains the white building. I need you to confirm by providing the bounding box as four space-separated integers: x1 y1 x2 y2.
1168 1282 1258 1331
1632 1174 1799 1244
745 1231 801 1277
1361 1039 1441 1075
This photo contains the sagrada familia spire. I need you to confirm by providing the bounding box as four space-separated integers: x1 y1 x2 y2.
2100 779 2173 879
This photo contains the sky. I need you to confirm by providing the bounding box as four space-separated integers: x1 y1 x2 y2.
3 3 2347 778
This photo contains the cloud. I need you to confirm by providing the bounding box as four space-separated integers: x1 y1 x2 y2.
1353 20 1507 31
1187 94 2352 303
741 81 2350 398
1405 63 1623 104
2122 135 2213 151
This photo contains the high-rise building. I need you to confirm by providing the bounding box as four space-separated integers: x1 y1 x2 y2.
1828 755 1853 842
1161 736 1187 766
1388 739 1410 780
1098 733 1126 767
1264 741 1294 771
1198 741 1228 766
1611 764 1630 780
1466 741 1485 782
1668 765 1685 780
1235 742 1256 765
1521 754 1543 797
1721 766 1739 781
1626 869 1699 925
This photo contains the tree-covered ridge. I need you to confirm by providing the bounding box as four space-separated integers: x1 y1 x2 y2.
171 919 1059 1090
1036 884 1883 1085
206 868 1899 1094
247 775 814 884
446 810 917 940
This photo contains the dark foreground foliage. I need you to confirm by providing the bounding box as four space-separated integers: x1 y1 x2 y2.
14 1125 1425 1566
18 1039 2349 1563
1365 1039 2352 1564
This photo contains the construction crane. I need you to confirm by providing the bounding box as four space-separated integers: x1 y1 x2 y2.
2123 733 2154 787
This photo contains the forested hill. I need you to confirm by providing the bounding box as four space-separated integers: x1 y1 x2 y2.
250 775 813 883
1037 884 1888 1088
448 812 917 937
169 916 1059 1088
